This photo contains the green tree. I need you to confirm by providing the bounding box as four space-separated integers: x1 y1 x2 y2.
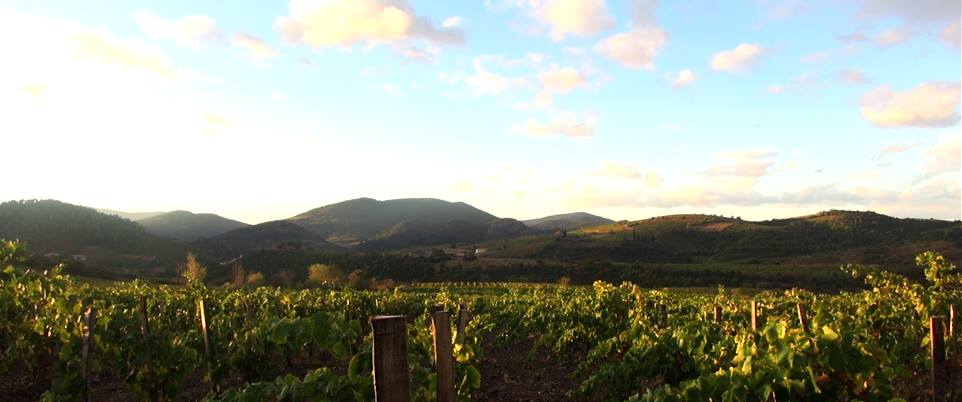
305 263 344 287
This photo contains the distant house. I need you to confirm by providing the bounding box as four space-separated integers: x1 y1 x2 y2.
474 248 488 256
71 254 87 262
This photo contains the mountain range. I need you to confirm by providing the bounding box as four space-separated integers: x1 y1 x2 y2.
1 198 959 279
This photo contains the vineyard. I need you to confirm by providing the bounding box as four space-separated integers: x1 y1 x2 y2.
2 239 961 402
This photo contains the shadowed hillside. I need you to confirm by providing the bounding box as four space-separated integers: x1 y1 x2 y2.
0 200 184 272
287 197 499 246
194 220 343 258
138 210 248 241
357 218 535 251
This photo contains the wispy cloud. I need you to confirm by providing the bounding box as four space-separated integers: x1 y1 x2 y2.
860 82 961 128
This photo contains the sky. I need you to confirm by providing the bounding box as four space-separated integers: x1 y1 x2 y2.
0 0 959 224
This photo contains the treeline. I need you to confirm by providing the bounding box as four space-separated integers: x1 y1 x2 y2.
222 250 877 291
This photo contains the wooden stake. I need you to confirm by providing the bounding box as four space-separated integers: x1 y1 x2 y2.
431 311 455 402
138 296 160 402
82 306 97 402
949 305 957 338
457 303 469 336
750 301 759 332
428 304 443 328
372 315 410 402
796 303 809 333
931 316 947 402
198 299 212 359
713 306 723 323
198 299 216 392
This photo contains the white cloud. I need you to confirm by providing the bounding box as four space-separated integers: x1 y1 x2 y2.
275 0 463 48
854 0 960 25
841 0 961 50
466 58 524 96
707 148 778 177
779 184 899 205
710 44 765 72
593 161 663 186
666 69 696 88
535 64 587 106
530 0 615 41
442 16 463 28
860 82 961 128
873 27 911 47
134 11 222 47
538 65 586 94
69 31 178 79
270 91 289 102
380 83 402 97
595 26 667 69
940 22 961 50
838 68 871 85
766 85 784 95
924 133 961 175
515 113 595 138
800 51 828 63
873 142 916 159
232 33 278 60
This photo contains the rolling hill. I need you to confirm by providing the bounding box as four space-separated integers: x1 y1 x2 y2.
523 212 613 231
483 210 962 265
357 218 535 251
97 208 166 221
287 197 499 246
0 200 184 272
194 220 343 258
138 210 248 241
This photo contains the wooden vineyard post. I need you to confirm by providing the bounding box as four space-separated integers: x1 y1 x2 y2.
198 298 217 393
931 316 947 402
796 303 809 333
457 303 469 336
372 315 410 402
713 306 723 323
138 296 161 402
750 301 759 332
428 304 443 328
431 310 456 402
950 305 957 338
82 306 97 402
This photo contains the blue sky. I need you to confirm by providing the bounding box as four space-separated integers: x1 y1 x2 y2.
0 0 959 223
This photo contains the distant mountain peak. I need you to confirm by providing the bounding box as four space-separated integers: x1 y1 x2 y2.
138 210 248 241
288 197 498 247
523 212 614 231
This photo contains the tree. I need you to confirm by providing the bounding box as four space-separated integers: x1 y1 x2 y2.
346 270 367 289
231 262 246 289
246 271 265 287
305 263 344 287
179 252 207 287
